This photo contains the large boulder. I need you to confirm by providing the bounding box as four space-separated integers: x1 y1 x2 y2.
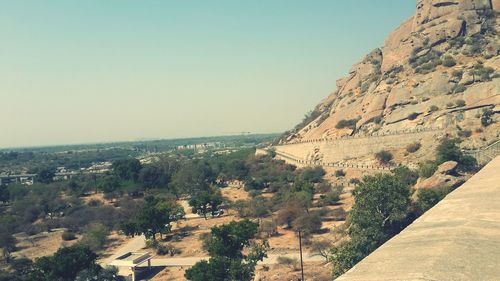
436 160 458 174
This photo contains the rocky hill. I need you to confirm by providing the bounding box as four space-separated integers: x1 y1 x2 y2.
279 0 499 162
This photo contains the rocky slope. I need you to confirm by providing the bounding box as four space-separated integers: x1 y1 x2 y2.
281 0 499 152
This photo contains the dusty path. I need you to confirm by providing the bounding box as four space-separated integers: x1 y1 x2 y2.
137 253 323 268
103 232 323 268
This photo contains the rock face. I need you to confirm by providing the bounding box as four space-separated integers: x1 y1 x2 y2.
281 0 499 151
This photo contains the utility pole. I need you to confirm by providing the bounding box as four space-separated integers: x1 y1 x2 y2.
299 229 305 281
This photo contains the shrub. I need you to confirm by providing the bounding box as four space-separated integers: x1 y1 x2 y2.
335 118 358 129
299 166 325 183
259 220 278 238
87 199 101 207
62 231 77 241
418 160 438 178
407 112 419 120
156 244 168 255
436 138 477 171
320 185 344 205
232 197 271 218
375 150 393 164
310 240 332 261
276 204 303 228
371 116 382 124
277 256 299 270
292 213 322 235
145 238 159 249
442 55 456 67
406 142 421 153
449 36 465 48
80 223 108 252
452 69 463 79
481 109 494 127
457 129 472 138
469 63 494 81
315 182 332 193
416 187 450 212
330 207 348 221
360 82 370 93
428 105 439 112
349 178 361 185
455 99 466 107
334 169 346 177
453 84 466 93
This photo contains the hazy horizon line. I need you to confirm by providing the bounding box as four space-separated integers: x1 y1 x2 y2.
0 131 281 151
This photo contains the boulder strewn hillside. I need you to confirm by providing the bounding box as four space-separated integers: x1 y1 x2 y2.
280 0 499 156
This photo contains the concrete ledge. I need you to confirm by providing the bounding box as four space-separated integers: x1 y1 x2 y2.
336 156 500 281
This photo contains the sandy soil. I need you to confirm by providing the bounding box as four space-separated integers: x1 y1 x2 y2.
13 229 80 260
102 185 350 280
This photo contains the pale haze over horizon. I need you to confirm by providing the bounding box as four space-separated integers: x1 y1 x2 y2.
0 1 414 148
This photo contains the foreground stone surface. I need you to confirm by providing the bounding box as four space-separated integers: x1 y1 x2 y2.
336 156 500 281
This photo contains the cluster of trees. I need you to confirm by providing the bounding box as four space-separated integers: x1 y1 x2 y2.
185 220 268 281
0 245 120 281
120 195 184 240
232 162 339 238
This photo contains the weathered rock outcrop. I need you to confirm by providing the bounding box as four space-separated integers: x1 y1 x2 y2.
280 0 499 156
414 160 465 190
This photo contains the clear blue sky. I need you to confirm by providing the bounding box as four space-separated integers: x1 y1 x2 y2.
0 0 415 148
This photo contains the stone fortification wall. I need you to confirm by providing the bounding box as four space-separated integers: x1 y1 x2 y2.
274 127 445 166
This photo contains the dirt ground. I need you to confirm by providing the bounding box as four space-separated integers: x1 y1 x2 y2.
150 261 332 281
145 185 350 280
12 229 80 260
255 261 332 281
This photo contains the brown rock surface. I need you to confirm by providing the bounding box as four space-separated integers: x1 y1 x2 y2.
415 161 464 190
436 160 458 174
282 0 499 151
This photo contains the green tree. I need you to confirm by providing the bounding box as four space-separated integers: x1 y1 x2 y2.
188 185 223 219
33 245 100 281
75 266 119 281
185 220 268 281
97 176 121 194
331 174 412 278
436 138 476 171
375 150 393 164
112 158 142 182
416 187 450 212
80 223 109 252
171 160 215 197
0 232 16 258
292 212 322 236
122 196 184 240
37 167 55 184
391 166 418 187
481 109 493 127
349 174 411 245
299 166 325 183
0 185 9 203
138 165 170 189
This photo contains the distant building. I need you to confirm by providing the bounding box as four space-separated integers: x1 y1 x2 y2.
0 174 36 185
